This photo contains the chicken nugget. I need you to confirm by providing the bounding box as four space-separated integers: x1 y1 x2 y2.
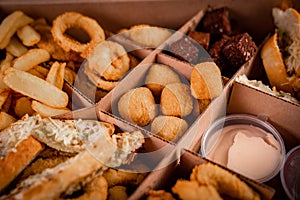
118 87 157 126
151 115 188 141
172 180 222 200
160 83 193 117
145 63 181 96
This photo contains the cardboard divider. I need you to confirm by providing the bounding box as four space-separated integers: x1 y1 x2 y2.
226 81 300 200
96 48 229 146
129 148 275 200
228 82 300 152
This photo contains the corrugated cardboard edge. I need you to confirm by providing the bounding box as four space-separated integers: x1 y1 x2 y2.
129 148 275 200
228 81 300 150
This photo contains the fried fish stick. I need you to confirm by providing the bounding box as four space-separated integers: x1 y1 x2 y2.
190 163 260 200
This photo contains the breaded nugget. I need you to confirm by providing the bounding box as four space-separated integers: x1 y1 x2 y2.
71 175 108 200
190 62 223 99
151 115 188 141
160 83 193 117
190 163 260 200
118 87 157 126
108 186 128 200
145 63 181 96
147 190 175 200
126 24 172 48
172 180 222 200
103 168 147 187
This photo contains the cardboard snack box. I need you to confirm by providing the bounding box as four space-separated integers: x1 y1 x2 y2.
129 148 275 200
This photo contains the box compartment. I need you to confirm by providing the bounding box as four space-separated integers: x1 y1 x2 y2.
129 149 275 200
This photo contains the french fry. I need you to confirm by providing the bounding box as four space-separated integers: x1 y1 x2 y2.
31 100 70 117
46 61 65 89
0 111 16 131
6 37 28 57
0 62 11 89
3 68 69 108
17 25 41 46
12 48 50 71
0 89 10 109
64 67 76 85
0 52 14 65
14 97 35 117
27 68 46 79
1 93 11 113
34 65 49 77
0 11 33 49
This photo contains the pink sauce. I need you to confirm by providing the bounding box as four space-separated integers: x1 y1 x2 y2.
206 124 282 180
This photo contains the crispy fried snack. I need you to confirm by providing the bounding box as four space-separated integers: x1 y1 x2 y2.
172 180 222 200
160 83 194 117
190 163 260 200
150 115 188 141
51 12 105 57
108 186 128 200
102 168 146 187
125 24 172 48
118 87 157 126
145 63 181 96
71 175 108 200
147 190 175 200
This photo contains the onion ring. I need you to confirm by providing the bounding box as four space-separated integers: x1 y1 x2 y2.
51 12 105 57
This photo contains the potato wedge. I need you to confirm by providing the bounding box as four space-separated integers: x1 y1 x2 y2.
64 67 76 85
27 68 46 79
0 52 14 66
6 37 28 57
31 100 70 117
0 11 33 49
0 89 10 109
46 61 65 89
0 111 16 131
3 68 68 108
0 62 11 89
34 65 49 77
12 48 50 71
17 25 41 46
14 97 35 117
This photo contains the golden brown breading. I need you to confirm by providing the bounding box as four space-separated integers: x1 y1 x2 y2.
190 163 260 200
108 186 128 200
160 83 194 117
102 168 147 187
172 180 222 200
145 63 181 96
151 115 188 141
146 190 175 200
118 87 157 126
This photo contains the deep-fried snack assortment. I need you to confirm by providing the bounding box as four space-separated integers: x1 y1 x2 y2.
0 10 136 129
0 115 146 199
0 11 91 130
147 163 261 200
117 62 222 141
